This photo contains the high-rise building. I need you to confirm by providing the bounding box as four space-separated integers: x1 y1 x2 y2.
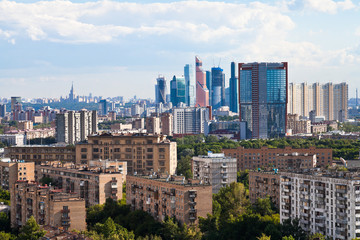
229 62 239 113
69 82 76 102
0 104 6 117
99 99 108 115
206 71 212 105
56 110 97 144
288 82 348 121
11 96 21 112
211 67 225 110
172 107 210 134
238 62 288 139
170 75 186 107
184 64 195 107
155 75 167 105
195 56 209 107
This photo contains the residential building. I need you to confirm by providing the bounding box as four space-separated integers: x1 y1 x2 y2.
229 62 239 113
223 146 332 171
75 133 177 175
172 107 210 134
0 160 35 190
55 110 97 144
146 115 161 135
36 160 127 207
192 152 237 193
11 97 21 112
239 62 288 139
170 75 186 107
0 134 25 146
7 145 76 164
132 118 145 130
288 82 348 121
211 67 225 110
249 170 280 208
126 175 212 225
160 112 173 136
155 76 167 105
280 169 360 239
286 114 311 135
195 56 209 107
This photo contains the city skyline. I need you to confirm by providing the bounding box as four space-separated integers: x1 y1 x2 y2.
1 0 360 99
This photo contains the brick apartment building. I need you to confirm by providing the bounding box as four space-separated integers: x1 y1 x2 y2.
7 145 76 164
126 175 212 225
36 160 127 207
0 160 35 190
249 170 280 209
76 133 177 175
223 146 332 171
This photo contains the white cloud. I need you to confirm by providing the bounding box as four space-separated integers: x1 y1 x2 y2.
286 0 356 13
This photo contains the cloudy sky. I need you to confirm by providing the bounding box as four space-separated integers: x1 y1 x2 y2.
0 0 359 100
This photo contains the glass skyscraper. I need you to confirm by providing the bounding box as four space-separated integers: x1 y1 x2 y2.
211 67 225 110
184 64 195 107
239 62 288 139
229 62 239 113
155 75 167 104
170 75 186 107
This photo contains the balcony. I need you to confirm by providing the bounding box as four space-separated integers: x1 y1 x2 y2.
315 186 324 191
315 222 325 228
336 219 348 225
189 209 197 213
282 181 292 185
336 189 347 194
189 201 197 206
111 184 118 189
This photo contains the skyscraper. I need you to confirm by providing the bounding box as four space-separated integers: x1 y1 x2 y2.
99 99 108 115
0 104 6 118
239 62 288 139
155 75 167 104
206 70 212 105
195 56 209 107
229 62 239 113
170 75 186 107
211 67 225 110
184 64 195 106
69 82 76 102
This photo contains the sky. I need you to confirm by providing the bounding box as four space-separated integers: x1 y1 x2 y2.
0 0 359 100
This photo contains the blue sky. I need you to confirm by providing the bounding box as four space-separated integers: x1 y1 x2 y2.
0 0 359 99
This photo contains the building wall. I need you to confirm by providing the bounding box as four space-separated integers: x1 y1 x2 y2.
249 171 280 209
50 200 86 231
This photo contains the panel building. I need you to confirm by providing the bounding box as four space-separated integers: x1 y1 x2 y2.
288 82 348 121
75 133 177 175
238 62 288 139
172 107 210 135
192 152 237 193
55 110 98 144
126 175 212 225
195 56 209 107
280 169 360 239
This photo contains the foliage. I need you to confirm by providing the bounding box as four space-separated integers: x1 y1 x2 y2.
0 231 15 240
39 177 54 186
257 234 271 240
280 219 307 240
92 217 135 240
252 197 275 216
308 233 326 240
99 120 127 130
282 236 295 240
339 123 360 133
29 137 56 145
161 218 201 240
17 216 46 240
33 123 51 129
0 189 10 206
176 156 192 179
237 170 249 189
0 212 11 232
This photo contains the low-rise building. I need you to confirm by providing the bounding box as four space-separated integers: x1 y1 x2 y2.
249 170 280 208
126 175 212 225
192 152 237 193
280 169 360 239
36 160 127 207
7 145 76 164
0 134 25 146
312 123 328 134
76 133 177 175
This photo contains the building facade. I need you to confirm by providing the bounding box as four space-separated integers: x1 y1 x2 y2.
126 175 212 225
223 146 332 171
211 67 225 110
249 170 280 208
170 76 186 107
238 62 288 139
0 134 25 146
192 152 237 193
195 56 209 107
75 133 177 175
280 170 360 239
172 107 210 134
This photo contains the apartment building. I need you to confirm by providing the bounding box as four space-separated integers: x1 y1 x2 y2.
126 175 212 225
7 145 76 164
0 134 25 146
172 107 210 134
287 114 311 135
192 152 237 193
280 169 360 240
12 181 86 231
76 133 177 175
36 160 127 207
249 170 280 209
223 146 332 171
0 160 35 190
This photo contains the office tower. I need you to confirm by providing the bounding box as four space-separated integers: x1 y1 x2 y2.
238 62 288 139
155 75 167 104
172 107 210 134
0 104 6 117
288 82 348 121
11 96 21 112
69 82 76 102
229 62 239 113
99 99 108 115
184 64 195 106
195 56 209 107
211 67 225 110
56 110 97 144
170 75 186 107
206 71 212 105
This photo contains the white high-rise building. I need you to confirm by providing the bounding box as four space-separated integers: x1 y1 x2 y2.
172 107 210 134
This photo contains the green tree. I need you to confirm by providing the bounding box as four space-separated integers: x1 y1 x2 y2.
0 231 15 240
17 216 46 240
282 236 295 240
237 170 249 189
257 234 271 240
0 212 11 232
308 233 326 240
253 197 274 216
280 219 307 240
176 156 192 179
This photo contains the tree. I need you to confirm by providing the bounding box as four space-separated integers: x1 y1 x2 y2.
282 236 295 240
253 197 275 216
257 233 271 240
17 216 46 240
0 231 14 240
39 176 53 186
237 170 249 189
93 217 135 240
176 156 192 179
280 219 307 240
308 233 326 240
0 212 11 232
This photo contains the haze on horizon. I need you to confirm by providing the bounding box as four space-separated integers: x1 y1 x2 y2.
0 0 359 99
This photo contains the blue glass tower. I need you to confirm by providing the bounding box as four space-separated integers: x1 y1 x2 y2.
206 71 211 105
184 64 195 106
239 62 288 139
229 62 239 113
170 76 186 107
211 67 225 110
155 76 167 104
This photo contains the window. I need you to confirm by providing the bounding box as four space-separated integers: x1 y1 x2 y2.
114 148 120 152
126 148 132 152
147 154 153 159
81 148 87 152
147 148 153 153
159 148 165 153
126 140 131 144
81 154 87 159
93 148 99 152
